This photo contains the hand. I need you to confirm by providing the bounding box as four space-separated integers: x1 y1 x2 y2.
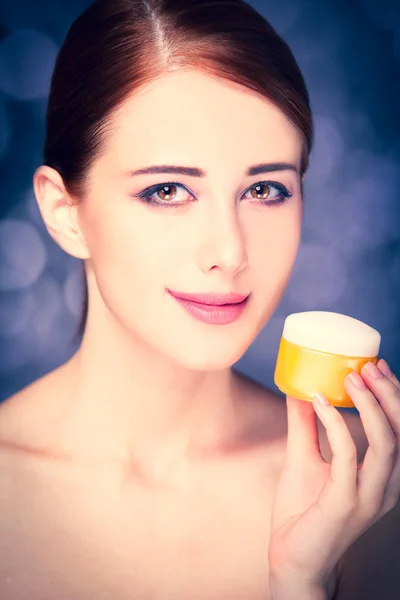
268 358 400 592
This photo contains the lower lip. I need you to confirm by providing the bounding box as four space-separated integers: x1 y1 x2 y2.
170 294 249 325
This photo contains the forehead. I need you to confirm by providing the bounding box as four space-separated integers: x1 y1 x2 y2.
108 69 302 172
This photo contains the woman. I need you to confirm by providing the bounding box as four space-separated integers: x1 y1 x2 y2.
0 0 399 598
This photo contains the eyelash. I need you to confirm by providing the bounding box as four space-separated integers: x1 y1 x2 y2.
134 180 293 208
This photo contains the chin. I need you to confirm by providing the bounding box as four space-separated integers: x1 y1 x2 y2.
164 339 252 372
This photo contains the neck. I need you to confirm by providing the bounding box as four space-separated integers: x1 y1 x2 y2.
55 304 242 485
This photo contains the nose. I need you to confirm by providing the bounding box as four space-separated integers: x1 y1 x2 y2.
196 206 249 277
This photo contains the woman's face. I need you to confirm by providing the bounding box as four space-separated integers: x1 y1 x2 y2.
77 69 304 369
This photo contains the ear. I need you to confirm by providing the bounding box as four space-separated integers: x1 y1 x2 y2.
33 166 91 260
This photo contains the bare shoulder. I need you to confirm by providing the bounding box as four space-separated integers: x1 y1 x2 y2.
232 369 287 438
230 369 291 477
0 363 71 457
0 365 369 468
233 369 369 463
0 369 65 505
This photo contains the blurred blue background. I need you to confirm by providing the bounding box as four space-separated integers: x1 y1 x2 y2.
0 0 399 413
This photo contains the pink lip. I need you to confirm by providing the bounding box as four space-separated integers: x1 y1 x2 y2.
167 290 249 306
168 290 250 325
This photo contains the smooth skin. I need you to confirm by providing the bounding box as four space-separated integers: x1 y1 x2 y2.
16 68 399 597
269 359 400 595
32 69 304 478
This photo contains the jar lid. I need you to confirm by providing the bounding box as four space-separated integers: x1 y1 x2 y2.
281 311 381 357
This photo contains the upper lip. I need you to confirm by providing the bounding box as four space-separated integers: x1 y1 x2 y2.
168 290 250 305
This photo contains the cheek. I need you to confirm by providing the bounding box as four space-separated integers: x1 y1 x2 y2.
250 215 301 310
250 208 301 267
250 218 301 320
87 215 174 312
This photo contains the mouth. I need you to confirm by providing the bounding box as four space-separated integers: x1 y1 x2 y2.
167 290 250 325
167 290 250 306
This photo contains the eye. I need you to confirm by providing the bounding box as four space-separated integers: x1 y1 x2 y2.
135 180 292 207
243 181 292 205
136 183 189 205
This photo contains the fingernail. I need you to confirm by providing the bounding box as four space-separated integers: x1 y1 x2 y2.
313 392 330 406
378 359 392 378
363 361 384 379
348 371 367 389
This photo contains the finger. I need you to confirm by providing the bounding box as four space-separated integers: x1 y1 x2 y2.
345 370 398 517
359 362 400 517
377 358 400 391
285 395 321 462
374 453 400 521
360 362 400 439
312 396 358 514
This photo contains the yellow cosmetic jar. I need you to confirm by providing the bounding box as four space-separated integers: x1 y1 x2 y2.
274 311 381 408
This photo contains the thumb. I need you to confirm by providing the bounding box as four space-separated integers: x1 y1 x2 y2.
285 394 321 463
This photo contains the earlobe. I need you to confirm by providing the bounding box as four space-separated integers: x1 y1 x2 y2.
33 166 91 260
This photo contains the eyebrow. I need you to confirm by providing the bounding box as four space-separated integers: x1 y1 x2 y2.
127 162 298 178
